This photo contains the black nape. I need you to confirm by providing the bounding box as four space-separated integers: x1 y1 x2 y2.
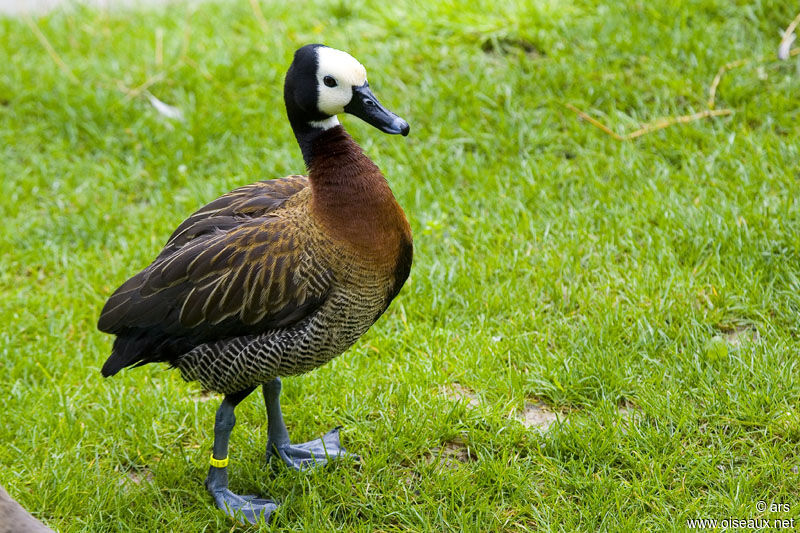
284 44 332 167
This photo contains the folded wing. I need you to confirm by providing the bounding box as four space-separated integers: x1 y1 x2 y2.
98 176 332 376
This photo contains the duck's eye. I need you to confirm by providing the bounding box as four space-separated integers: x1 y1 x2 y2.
323 76 337 88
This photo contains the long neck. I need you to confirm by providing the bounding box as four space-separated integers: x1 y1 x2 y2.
288 116 338 167
306 126 411 262
307 125 377 176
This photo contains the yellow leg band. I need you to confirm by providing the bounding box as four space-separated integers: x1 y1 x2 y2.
209 454 229 468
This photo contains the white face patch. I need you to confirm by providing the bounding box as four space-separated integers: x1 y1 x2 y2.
315 47 368 118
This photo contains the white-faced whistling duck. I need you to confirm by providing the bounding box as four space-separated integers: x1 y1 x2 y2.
97 44 412 524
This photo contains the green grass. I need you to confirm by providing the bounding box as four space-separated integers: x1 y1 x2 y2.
2 0 800 530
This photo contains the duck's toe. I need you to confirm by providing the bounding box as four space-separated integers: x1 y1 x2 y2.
208 486 278 524
267 426 360 471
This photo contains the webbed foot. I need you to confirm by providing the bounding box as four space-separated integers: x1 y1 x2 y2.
266 426 359 471
206 481 278 524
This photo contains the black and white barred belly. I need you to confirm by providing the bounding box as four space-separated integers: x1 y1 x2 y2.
174 273 390 394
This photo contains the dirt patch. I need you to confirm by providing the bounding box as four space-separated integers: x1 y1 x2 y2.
401 469 421 486
128 469 154 484
439 383 479 408
192 389 217 402
515 401 636 432
426 436 474 468
480 36 544 57
119 467 154 486
615 403 640 434
722 324 760 346
617 404 635 416
518 401 560 431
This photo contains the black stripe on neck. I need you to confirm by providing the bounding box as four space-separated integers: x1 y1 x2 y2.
290 120 332 167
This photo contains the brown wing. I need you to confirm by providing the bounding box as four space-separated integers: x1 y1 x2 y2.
162 175 309 252
97 175 331 366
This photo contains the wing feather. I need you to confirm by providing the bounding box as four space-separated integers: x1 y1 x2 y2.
98 175 331 370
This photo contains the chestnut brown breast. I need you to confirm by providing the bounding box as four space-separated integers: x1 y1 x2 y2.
308 126 412 271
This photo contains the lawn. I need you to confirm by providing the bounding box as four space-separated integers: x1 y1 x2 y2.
2 0 800 531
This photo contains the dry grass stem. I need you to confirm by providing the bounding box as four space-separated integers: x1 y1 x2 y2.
564 103 732 141
119 72 167 103
626 109 733 139
707 58 751 109
182 55 215 81
563 103 624 140
707 47 800 108
570 11 800 137
249 0 271 36
710 9 800 108
155 27 164 67
23 15 78 84
779 11 800 59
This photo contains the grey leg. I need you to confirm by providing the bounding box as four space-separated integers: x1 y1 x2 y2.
205 387 278 524
263 378 358 471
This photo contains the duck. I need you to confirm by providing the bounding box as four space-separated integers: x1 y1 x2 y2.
97 43 412 524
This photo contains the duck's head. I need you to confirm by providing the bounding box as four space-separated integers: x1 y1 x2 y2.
284 44 410 138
